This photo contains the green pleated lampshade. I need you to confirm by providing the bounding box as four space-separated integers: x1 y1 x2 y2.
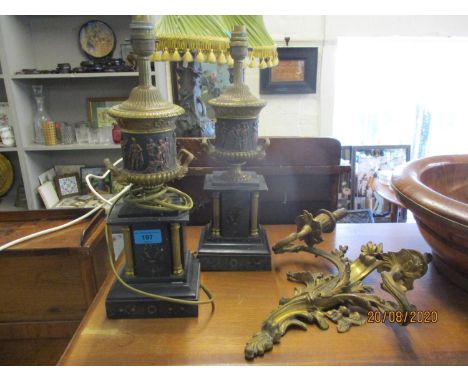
153 15 277 68
154 15 230 64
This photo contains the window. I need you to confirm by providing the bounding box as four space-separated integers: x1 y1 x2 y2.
332 36 468 158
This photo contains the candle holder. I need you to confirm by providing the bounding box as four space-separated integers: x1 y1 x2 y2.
244 208 431 359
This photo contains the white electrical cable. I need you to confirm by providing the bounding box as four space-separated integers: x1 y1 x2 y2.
0 158 132 252
85 158 123 206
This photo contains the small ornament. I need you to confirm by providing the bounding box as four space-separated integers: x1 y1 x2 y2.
112 123 121 144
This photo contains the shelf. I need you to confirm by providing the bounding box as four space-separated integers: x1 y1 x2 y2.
12 72 141 80
24 143 121 151
0 146 17 152
0 201 27 212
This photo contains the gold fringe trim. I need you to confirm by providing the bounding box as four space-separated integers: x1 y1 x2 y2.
156 35 230 53
151 43 278 69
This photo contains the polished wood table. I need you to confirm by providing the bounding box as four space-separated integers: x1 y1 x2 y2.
59 223 468 365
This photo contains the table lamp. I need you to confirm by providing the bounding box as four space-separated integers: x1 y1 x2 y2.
103 16 212 319
197 19 277 271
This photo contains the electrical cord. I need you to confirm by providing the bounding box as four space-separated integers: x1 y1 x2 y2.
0 157 215 308
124 185 194 212
0 158 132 252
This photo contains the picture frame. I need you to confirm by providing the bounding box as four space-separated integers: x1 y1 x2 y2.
87 97 126 129
80 166 112 195
37 181 60 209
350 145 411 211
54 173 81 199
54 164 85 177
38 167 56 185
337 145 352 210
170 61 232 137
260 47 318 94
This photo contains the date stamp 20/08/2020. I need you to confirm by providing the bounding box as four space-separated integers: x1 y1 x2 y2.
368 310 438 324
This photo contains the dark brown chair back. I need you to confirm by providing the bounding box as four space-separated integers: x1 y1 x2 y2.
173 137 349 225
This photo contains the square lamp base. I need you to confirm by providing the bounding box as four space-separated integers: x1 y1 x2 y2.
196 224 271 271
106 252 200 319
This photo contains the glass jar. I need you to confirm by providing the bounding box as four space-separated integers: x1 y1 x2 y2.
42 120 57 145
60 122 76 144
54 122 62 144
32 85 50 145
75 121 90 144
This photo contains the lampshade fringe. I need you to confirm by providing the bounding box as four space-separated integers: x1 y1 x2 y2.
154 16 279 68
207 49 217 63
217 51 227 65
182 49 194 63
161 48 171 61
171 49 182 61
195 50 206 63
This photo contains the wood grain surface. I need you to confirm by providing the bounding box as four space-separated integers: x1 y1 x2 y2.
58 223 468 365
0 209 110 340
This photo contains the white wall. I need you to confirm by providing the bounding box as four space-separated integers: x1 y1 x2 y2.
245 16 324 137
248 15 468 138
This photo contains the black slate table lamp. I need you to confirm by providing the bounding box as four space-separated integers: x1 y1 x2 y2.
197 23 277 271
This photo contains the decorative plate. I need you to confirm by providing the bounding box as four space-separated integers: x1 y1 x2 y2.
79 20 116 60
0 153 14 197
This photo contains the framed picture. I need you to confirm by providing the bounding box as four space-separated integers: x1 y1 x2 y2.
87 97 126 128
260 47 318 94
80 167 112 195
337 145 352 210
37 181 60 209
38 167 56 185
350 145 411 212
55 173 80 199
170 62 232 137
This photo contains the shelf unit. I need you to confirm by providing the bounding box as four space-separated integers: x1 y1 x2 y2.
0 15 168 210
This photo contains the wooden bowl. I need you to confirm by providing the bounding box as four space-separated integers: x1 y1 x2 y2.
392 155 468 291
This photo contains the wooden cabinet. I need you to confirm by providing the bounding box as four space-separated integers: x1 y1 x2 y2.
0 208 110 340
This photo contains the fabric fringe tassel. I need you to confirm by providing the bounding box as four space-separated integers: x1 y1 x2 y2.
195 50 206 63
182 49 193 63
207 49 217 63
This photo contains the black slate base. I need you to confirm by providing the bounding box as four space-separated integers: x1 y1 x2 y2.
106 252 200 319
197 224 271 271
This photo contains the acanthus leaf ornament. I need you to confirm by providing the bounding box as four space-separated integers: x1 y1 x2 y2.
244 208 432 360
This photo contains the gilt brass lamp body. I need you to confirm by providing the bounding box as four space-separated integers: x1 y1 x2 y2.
104 16 200 319
197 25 271 271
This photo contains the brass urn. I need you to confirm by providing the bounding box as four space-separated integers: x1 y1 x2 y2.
203 25 270 182
105 16 193 193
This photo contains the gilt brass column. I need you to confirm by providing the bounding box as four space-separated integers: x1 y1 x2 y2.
250 191 260 237
211 192 221 237
170 223 183 275
121 226 134 277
